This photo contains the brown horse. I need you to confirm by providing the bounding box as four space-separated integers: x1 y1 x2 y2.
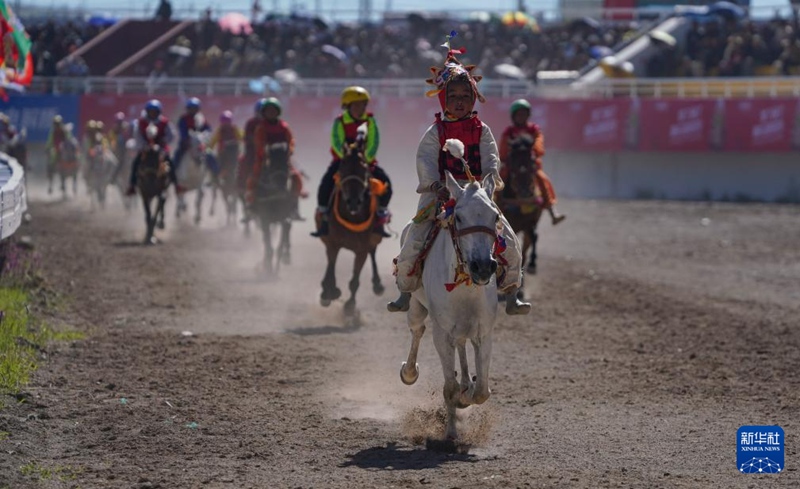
51 134 80 198
319 132 385 316
496 138 542 276
215 141 241 227
252 142 294 275
136 128 170 245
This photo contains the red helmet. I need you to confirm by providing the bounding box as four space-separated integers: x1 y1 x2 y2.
220 110 233 123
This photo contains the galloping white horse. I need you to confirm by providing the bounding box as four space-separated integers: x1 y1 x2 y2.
400 165 501 441
176 116 210 225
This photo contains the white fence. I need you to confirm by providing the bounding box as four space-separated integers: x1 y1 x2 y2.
0 154 28 240
29 76 800 99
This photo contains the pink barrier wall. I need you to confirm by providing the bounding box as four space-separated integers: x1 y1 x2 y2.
80 95 800 154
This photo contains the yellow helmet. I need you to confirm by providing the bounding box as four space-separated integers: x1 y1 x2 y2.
341 86 370 107
53 115 63 125
87 120 97 129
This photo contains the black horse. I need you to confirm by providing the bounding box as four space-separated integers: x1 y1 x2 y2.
252 142 295 275
136 129 170 245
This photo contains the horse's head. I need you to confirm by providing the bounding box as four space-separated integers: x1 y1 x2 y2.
507 136 534 197
338 123 370 216
446 171 500 286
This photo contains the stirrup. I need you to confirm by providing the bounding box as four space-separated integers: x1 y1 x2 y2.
505 297 531 316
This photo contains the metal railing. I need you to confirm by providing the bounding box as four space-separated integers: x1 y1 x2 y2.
26 76 800 99
28 76 539 98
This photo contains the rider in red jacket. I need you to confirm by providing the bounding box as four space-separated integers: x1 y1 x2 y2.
126 99 184 194
498 99 565 226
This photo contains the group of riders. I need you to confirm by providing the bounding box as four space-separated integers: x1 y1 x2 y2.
33 38 567 315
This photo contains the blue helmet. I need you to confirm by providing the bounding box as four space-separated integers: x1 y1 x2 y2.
145 99 162 113
186 97 201 110
255 98 267 113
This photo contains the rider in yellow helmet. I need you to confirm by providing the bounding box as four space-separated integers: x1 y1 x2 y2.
311 86 392 238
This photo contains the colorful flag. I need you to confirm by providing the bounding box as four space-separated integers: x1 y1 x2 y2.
0 0 33 92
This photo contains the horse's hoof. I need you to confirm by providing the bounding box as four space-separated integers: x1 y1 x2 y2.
344 300 356 316
157 221 165 230
400 362 419 385
373 283 385 296
526 264 537 275
320 298 331 307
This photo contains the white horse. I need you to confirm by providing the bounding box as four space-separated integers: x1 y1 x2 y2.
400 168 501 442
176 120 210 225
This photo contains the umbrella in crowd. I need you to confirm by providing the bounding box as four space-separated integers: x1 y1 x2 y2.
87 13 117 27
321 44 348 62
249 76 282 94
590 45 614 59
274 68 299 84
218 12 253 35
494 63 526 80
501 11 540 32
649 30 676 47
708 1 746 20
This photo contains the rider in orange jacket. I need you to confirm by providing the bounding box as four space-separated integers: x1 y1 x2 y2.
498 99 565 226
246 97 306 220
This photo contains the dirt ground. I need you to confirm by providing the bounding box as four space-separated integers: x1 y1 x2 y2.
1 174 799 489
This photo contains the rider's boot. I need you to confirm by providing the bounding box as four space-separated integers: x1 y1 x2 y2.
310 206 329 237
505 287 531 315
372 207 392 238
387 292 411 312
549 206 566 225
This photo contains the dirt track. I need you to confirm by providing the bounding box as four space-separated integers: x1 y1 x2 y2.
1 177 800 488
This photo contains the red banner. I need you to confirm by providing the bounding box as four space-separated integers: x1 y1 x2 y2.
638 99 718 151
723 99 798 152
79 94 800 153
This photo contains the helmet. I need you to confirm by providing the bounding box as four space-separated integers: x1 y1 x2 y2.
262 97 282 115
186 97 201 109
96 121 105 130
53 115 63 124
115 111 126 121
86 120 97 129
145 99 162 113
510 99 531 116
220 110 233 123
255 98 267 113
341 86 370 106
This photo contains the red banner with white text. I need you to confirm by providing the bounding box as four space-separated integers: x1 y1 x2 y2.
80 94 800 153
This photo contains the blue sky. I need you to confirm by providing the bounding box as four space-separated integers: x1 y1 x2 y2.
18 0 791 21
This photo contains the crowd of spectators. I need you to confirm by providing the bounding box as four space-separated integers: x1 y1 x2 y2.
148 11 637 81
27 19 106 77
648 16 800 77
30 9 800 81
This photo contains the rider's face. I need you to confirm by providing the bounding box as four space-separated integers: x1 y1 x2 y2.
446 82 475 120
187 107 199 116
263 106 279 122
348 101 368 119
512 109 530 126
146 109 160 119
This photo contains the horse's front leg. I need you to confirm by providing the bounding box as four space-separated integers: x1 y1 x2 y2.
431 325 459 441
156 195 167 232
369 248 384 296
209 181 217 217
456 341 475 408
400 298 427 385
344 251 369 315
320 245 341 307
195 187 204 225
470 334 493 405
260 218 274 276
142 195 154 244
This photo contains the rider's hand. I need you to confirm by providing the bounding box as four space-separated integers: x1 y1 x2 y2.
431 181 450 201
